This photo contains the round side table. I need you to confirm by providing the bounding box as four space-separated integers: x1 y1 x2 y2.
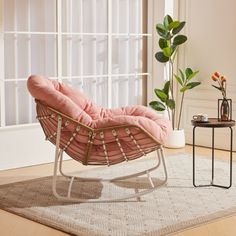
191 118 235 189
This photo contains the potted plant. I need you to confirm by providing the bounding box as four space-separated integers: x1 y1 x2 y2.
211 71 231 121
149 15 201 148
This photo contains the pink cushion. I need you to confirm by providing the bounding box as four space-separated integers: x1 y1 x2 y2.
27 75 171 145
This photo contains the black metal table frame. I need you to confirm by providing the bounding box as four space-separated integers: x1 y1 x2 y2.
193 126 233 189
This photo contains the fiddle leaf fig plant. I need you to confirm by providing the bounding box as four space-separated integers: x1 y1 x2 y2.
149 14 201 130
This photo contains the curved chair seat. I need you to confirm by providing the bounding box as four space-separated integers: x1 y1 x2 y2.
27 75 171 202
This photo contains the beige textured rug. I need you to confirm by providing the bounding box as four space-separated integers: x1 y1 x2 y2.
0 153 236 236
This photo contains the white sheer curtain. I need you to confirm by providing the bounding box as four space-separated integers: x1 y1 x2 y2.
1 0 149 127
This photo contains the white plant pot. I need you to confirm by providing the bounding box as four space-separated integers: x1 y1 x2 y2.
165 129 185 149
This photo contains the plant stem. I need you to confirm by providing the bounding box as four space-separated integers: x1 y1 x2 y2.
177 92 185 130
170 47 179 129
170 60 174 99
224 80 227 98
167 61 174 129
170 59 175 129
172 46 179 62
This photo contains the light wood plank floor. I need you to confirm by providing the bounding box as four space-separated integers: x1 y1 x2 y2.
0 145 235 236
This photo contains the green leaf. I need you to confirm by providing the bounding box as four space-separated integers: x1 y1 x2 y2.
163 15 173 29
172 21 186 35
166 99 175 110
173 35 187 46
168 21 180 30
185 68 193 78
162 47 173 57
174 74 183 86
212 85 223 91
179 69 185 83
180 85 191 93
155 52 169 63
180 82 201 92
156 24 167 37
186 82 201 89
159 38 168 49
187 71 199 81
149 101 166 111
154 89 168 102
163 81 170 95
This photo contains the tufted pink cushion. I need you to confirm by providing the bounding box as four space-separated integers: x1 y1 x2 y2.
28 75 171 165
28 75 171 142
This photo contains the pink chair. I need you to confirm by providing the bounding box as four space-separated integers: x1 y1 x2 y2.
27 75 171 202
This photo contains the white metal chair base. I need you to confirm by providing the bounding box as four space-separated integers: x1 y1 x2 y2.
52 148 168 203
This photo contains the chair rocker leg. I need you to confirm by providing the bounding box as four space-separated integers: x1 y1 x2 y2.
52 148 168 203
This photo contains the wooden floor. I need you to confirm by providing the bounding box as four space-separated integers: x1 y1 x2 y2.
0 145 236 236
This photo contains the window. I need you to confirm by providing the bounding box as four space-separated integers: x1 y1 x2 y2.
0 0 151 127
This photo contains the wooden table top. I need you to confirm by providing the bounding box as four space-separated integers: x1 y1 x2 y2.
191 118 235 128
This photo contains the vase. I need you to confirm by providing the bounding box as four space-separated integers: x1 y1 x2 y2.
220 98 230 121
164 129 185 149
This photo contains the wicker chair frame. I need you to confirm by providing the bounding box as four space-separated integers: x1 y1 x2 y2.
36 100 168 202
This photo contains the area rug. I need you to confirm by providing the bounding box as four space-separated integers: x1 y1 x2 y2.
0 153 236 236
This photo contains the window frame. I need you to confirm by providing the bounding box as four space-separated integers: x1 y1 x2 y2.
0 0 153 128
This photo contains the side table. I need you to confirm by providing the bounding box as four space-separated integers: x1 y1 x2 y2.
192 118 235 189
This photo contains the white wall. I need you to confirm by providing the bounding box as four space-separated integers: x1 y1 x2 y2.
178 0 236 150
148 0 165 103
0 125 56 170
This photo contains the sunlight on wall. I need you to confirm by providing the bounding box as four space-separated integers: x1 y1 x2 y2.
2 0 148 126
163 0 174 83
165 0 174 15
